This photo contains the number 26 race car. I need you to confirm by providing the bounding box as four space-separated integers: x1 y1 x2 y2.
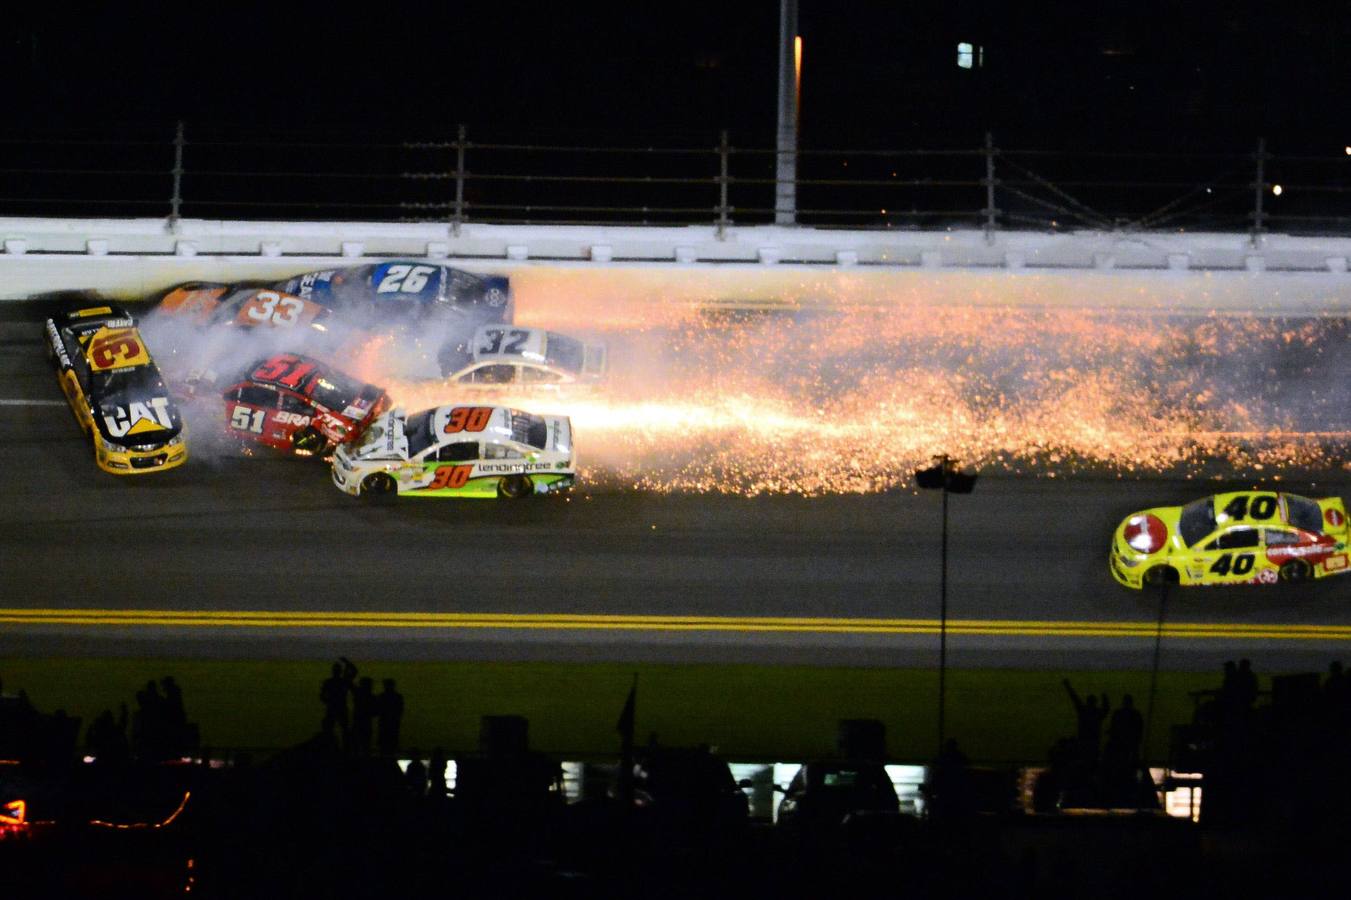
1110 490 1349 588
331 404 574 500
44 306 187 475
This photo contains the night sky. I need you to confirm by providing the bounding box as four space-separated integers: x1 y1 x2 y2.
6 2 1351 151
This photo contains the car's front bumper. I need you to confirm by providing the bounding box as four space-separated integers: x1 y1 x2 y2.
1109 549 1143 589
331 462 361 496
96 443 187 475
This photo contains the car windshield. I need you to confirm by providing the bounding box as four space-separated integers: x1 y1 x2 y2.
1178 497 1216 547
510 411 548 449
307 369 367 412
544 334 585 373
404 410 436 457
91 365 165 403
1284 494 1324 532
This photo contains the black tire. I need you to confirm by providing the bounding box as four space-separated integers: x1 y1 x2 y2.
1142 566 1178 588
498 474 533 499
291 427 325 456
1279 560 1312 583
360 472 397 501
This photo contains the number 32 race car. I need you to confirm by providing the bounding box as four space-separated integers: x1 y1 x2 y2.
44 306 187 474
1111 490 1349 588
331 405 573 499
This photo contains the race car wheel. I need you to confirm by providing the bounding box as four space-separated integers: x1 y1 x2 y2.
360 472 397 500
1279 560 1313 583
1142 565 1179 588
498 474 533 499
291 427 325 456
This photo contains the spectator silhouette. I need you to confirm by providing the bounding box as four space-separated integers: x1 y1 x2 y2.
133 679 167 760
162 676 186 730
1063 679 1109 764
319 661 351 747
427 747 448 799
925 738 979 824
377 679 404 757
1234 659 1259 711
1102 694 1146 805
351 677 378 757
1323 661 1347 714
404 752 428 797
86 703 131 766
1104 694 1144 765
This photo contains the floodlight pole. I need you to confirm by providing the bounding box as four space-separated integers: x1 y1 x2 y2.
1143 581 1168 766
774 0 799 225
916 455 975 757
938 473 950 754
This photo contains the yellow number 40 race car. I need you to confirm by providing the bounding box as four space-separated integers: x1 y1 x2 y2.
44 306 187 474
1111 490 1349 588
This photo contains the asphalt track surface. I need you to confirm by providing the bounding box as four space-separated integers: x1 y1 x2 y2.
2 314 1349 671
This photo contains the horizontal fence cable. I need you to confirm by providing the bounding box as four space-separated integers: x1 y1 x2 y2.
0 197 170 206
464 173 715 185
1125 160 1252 230
0 168 170 177
998 157 1114 229
999 186 1107 228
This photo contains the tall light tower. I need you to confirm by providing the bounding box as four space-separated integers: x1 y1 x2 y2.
775 0 800 225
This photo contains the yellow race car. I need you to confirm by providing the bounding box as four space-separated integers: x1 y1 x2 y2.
44 306 187 474
1111 490 1349 589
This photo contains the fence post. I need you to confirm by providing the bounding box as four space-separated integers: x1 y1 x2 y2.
452 123 467 237
982 131 998 245
169 120 185 230
716 130 730 240
1250 136 1267 247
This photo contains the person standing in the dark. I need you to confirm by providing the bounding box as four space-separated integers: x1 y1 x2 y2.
1063 679 1110 765
1234 659 1258 711
351 677 378 757
320 662 350 746
426 747 447 799
377 678 404 757
1104 694 1144 766
1102 693 1146 804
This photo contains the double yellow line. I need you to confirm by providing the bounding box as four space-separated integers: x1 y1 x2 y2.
1 609 1350 640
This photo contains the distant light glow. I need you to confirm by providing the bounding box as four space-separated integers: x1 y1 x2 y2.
1272 184 1283 196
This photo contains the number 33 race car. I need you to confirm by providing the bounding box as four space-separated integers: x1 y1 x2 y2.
1111 490 1349 588
331 404 573 500
44 306 187 474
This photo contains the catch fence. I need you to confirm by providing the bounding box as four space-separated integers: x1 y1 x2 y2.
2 124 1348 241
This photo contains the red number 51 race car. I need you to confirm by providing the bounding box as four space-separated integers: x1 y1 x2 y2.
222 353 390 456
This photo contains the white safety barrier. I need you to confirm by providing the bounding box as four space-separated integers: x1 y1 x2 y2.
1 217 1349 312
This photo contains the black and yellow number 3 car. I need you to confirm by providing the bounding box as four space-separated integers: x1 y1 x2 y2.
44 305 187 474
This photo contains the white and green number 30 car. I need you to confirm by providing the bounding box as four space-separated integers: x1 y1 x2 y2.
331 404 574 499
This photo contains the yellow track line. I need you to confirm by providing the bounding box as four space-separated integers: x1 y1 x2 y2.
1 609 1350 640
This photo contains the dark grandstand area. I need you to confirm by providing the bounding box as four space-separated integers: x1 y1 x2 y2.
2 661 1350 899
1 4 1349 228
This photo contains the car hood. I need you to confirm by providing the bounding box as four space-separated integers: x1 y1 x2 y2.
341 410 408 461
93 392 183 447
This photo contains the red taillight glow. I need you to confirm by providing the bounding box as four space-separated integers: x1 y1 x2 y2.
1124 514 1168 553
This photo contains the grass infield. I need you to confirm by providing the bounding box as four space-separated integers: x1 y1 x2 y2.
0 658 1232 764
